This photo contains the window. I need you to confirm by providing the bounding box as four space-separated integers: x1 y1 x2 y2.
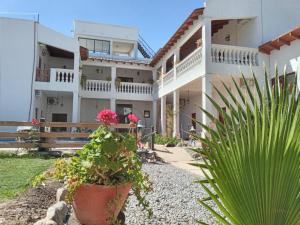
79 38 110 55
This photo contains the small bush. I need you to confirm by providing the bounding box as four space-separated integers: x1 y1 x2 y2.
154 134 180 146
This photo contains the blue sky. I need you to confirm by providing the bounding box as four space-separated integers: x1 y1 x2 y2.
0 0 204 52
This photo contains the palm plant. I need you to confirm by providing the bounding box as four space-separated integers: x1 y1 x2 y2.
194 70 300 225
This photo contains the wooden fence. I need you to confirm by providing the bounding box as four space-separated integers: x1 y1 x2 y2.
0 121 135 149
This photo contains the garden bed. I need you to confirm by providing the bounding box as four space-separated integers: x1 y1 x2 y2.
0 179 62 225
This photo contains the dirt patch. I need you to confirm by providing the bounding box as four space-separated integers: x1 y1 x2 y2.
0 180 62 225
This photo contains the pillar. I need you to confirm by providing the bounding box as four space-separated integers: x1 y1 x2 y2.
201 74 213 137
202 18 212 70
111 67 116 93
152 100 157 130
160 96 166 136
110 98 116 112
173 90 180 137
72 91 80 123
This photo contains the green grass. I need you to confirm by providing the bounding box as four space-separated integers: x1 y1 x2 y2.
0 153 54 202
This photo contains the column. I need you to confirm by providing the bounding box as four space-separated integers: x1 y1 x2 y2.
110 98 116 112
152 100 157 130
201 74 213 137
173 90 180 137
109 41 113 56
160 96 166 136
72 91 80 122
202 18 212 71
111 66 117 93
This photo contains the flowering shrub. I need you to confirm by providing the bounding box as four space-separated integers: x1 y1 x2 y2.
96 109 118 125
31 118 39 126
128 113 139 124
41 109 152 221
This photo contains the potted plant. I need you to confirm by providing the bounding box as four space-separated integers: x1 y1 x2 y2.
51 109 152 225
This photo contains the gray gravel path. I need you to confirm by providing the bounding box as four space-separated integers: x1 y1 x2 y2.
125 163 217 225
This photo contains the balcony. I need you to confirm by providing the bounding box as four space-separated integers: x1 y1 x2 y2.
35 68 76 92
158 47 202 95
211 44 259 66
80 80 153 101
210 44 261 75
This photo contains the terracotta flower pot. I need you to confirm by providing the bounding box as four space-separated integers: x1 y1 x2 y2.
73 183 131 225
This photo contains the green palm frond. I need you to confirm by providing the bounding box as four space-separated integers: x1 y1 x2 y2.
195 70 300 225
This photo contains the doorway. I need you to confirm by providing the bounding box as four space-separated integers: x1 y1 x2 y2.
52 113 67 132
116 104 133 124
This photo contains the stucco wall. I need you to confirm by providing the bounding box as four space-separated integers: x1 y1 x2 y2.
74 20 138 42
0 18 36 122
80 98 110 122
34 92 73 122
261 0 300 44
180 95 202 139
269 40 300 76
212 19 260 48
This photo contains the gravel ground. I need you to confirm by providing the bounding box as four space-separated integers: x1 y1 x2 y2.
125 163 217 225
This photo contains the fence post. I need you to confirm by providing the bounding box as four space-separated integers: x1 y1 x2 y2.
151 126 155 150
38 117 47 151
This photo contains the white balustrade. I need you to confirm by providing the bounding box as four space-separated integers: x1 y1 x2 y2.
83 80 111 92
163 69 174 85
176 47 202 76
211 44 259 66
117 82 153 95
50 68 74 83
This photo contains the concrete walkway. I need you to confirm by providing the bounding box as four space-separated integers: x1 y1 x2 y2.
154 145 205 177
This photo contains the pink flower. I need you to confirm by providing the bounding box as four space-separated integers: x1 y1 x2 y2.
31 118 39 125
128 114 139 124
96 109 118 125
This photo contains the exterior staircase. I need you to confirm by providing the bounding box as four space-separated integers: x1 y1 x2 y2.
138 35 155 59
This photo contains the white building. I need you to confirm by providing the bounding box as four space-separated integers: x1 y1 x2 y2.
1 0 300 137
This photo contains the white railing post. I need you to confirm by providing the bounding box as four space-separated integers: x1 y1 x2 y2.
211 44 259 66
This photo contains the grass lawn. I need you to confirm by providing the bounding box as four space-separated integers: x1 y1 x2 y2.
0 153 54 202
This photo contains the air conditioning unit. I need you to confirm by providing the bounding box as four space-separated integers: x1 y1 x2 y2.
47 97 59 105
35 90 41 97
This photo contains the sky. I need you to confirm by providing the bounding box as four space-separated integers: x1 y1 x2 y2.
0 0 204 52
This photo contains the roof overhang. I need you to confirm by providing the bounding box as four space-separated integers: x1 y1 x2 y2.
259 26 300 55
150 8 205 67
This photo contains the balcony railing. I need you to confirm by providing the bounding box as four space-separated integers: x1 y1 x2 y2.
82 80 111 92
163 69 174 85
176 47 202 77
211 44 259 66
51 68 74 83
117 82 153 95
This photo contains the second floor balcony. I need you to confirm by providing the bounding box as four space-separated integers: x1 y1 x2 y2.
35 68 76 92
157 44 261 97
80 79 153 101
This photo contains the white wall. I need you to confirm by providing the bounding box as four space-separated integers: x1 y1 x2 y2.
212 19 260 48
269 40 300 76
180 94 202 139
0 18 36 122
80 98 110 122
39 45 74 70
117 68 153 83
261 0 300 44
34 92 73 122
82 66 111 80
74 20 138 42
